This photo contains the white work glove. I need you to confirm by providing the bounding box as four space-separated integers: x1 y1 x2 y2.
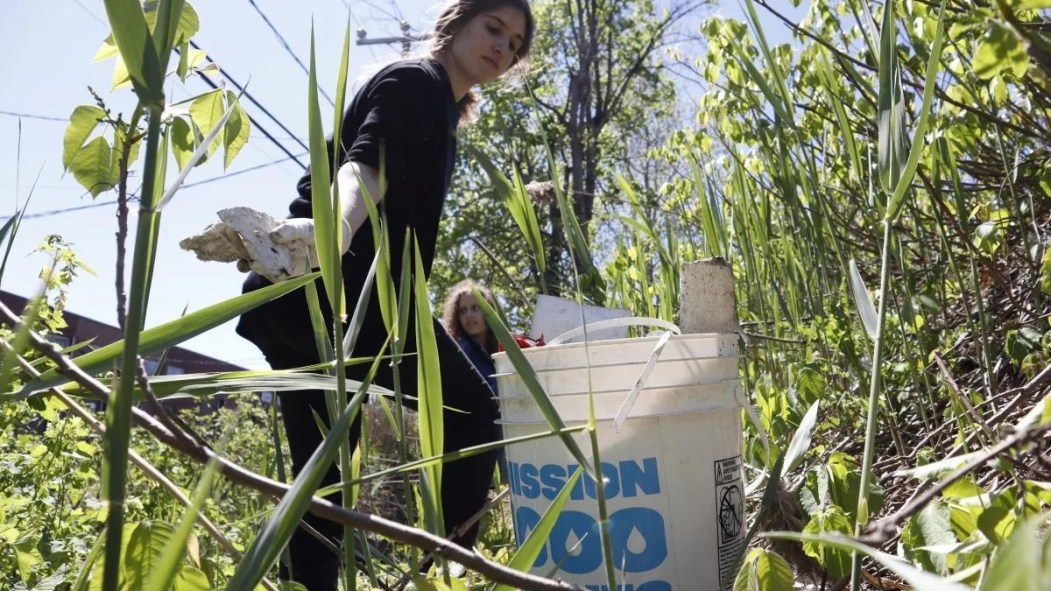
270 217 354 274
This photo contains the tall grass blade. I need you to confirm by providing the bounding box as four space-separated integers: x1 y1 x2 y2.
886 0 946 222
0 290 47 392
877 0 908 195
473 289 592 470
769 532 972 591
0 194 33 286
491 467 584 591
150 0 186 75
851 223 895 591
225 354 383 591
306 26 342 317
142 456 219 591
100 0 163 103
343 251 380 352
413 238 445 535
816 55 862 182
318 426 589 495
511 164 547 289
17 273 320 397
102 103 166 591
742 0 794 120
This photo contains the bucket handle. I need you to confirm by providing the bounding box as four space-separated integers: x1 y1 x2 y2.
612 328 674 431
548 316 681 346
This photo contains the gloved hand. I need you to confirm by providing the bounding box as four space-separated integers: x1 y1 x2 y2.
270 217 353 272
180 207 354 284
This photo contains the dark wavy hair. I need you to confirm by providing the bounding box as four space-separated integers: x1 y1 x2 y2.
428 0 536 117
441 279 498 353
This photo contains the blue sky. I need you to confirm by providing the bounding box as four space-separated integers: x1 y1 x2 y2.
1 0 801 369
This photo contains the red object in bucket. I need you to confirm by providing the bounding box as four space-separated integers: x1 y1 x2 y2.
499 333 545 351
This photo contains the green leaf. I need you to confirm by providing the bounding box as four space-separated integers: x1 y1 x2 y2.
89 521 176 591
170 116 197 171
13 536 44 582
144 457 220 591
69 136 119 197
902 502 956 575
63 106 106 170
973 22 1030 80
733 548 794 591
977 506 1015 546
782 401 819 474
494 467 584 591
15 273 321 398
848 259 878 340
172 566 210 591
188 89 224 157
802 506 853 578
223 91 250 169
93 36 121 63
982 514 1050 591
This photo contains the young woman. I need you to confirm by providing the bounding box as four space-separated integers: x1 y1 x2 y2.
442 279 499 391
234 2 535 588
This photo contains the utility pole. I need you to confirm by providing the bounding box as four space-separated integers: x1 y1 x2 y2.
356 21 431 57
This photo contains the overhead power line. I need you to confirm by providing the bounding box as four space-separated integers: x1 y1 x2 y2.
0 110 68 123
244 0 335 107
2 152 306 221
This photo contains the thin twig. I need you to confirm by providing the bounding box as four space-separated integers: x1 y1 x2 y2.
933 353 996 445
860 368 1051 544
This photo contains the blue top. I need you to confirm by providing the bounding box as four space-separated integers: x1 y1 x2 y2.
457 336 497 393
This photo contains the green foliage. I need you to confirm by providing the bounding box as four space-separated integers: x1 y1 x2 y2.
733 548 795 591
7 0 1051 589
87 521 209 591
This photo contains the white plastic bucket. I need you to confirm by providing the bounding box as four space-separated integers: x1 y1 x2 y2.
493 331 746 591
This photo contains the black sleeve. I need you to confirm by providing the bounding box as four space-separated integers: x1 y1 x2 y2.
288 64 444 218
343 66 442 190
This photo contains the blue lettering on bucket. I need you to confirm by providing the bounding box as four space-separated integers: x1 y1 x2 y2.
583 583 672 591
513 506 669 574
519 462 541 499
508 458 661 501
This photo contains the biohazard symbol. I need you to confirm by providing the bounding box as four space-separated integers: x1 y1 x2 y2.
718 485 743 540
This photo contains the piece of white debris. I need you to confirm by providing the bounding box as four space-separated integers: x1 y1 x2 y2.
179 207 310 284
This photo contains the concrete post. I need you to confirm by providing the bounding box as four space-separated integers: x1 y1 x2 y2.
679 257 737 334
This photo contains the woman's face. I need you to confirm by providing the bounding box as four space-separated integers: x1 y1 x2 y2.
457 293 489 340
447 5 527 87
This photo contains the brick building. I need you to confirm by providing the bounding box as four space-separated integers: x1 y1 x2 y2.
1 290 252 412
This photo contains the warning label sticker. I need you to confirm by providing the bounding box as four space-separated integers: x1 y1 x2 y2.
714 456 745 589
